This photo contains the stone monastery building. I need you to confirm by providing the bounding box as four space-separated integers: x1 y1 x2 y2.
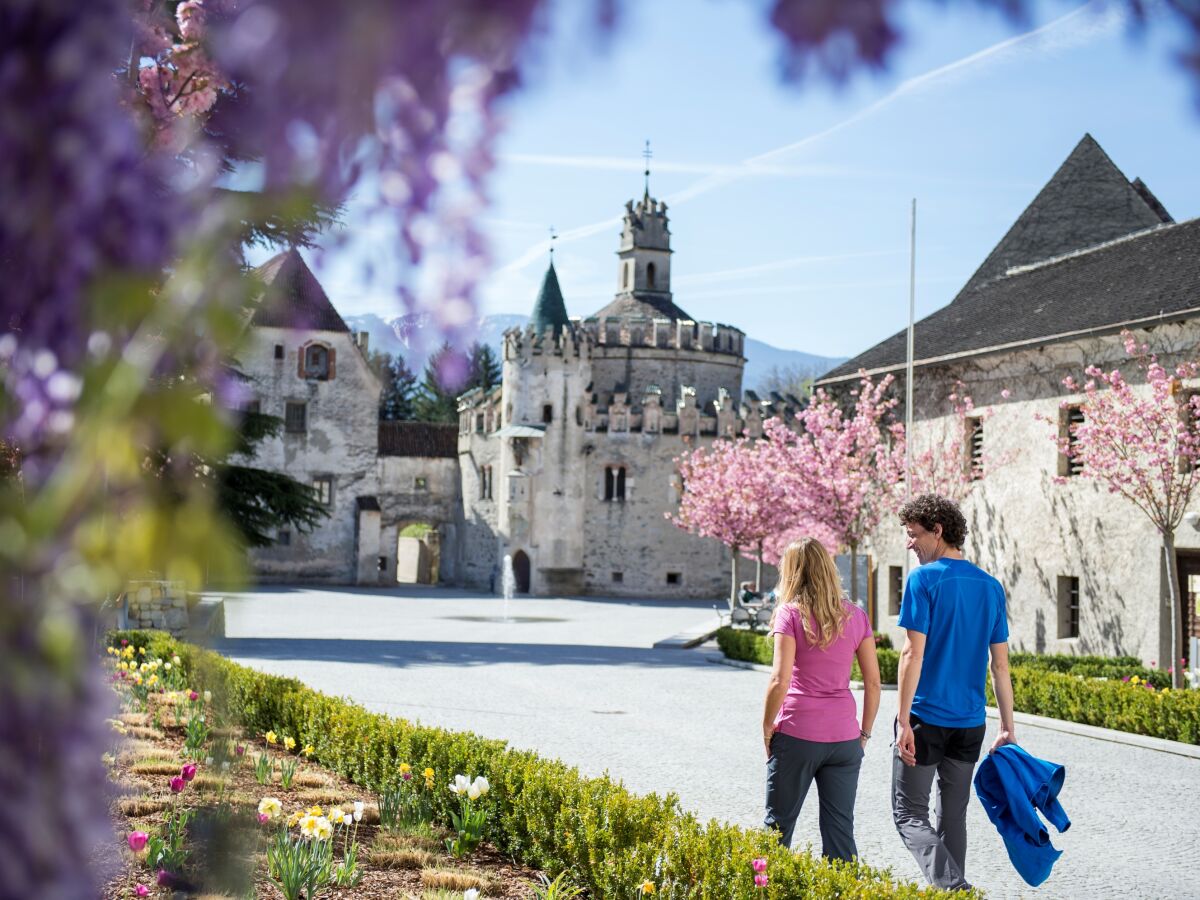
238 189 790 598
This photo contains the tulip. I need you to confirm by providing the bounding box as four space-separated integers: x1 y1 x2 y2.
472 775 490 795
120 639 128 646
235 744 246 756
135 885 150 897
157 869 174 887
751 857 768 873
188 690 199 702
449 773 471 795
127 831 149 853
754 874 769 887
464 890 480 900
169 776 185 793
402 770 412 781
467 783 481 800
353 801 364 822
181 763 197 782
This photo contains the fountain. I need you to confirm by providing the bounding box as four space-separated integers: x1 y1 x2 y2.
500 553 516 622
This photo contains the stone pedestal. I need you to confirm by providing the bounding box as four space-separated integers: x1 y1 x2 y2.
121 581 189 637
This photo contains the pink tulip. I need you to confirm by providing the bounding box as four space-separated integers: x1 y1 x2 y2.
188 690 199 702
181 763 197 782
135 885 150 897
120 639 129 646
258 813 270 825
754 874 769 888
127 831 149 853
751 858 768 873
235 744 246 756
402 771 412 781
157 870 173 887
169 776 185 793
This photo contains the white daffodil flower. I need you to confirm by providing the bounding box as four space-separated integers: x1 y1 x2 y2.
313 816 333 841
449 773 471 795
353 801 364 822
472 776 490 796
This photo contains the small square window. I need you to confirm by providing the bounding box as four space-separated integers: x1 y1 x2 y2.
274 344 284 360
666 572 681 585
311 476 333 506
285 401 307 433
542 404 553 424
277 530 291 546
611 572 623 583
241 399 261 415
414 476 428 490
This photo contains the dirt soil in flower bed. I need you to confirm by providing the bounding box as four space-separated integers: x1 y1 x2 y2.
102 693 543 899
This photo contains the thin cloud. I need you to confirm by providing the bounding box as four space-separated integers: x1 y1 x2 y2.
500 152 858 178
498 1 1123 273
674 249 907 287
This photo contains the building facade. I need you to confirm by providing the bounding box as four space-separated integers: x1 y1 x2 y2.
816 135 1200 666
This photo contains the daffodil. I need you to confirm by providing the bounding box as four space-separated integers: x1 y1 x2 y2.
265 730 277 745
641 881 656 895
313 817 333 841
138 646 146 655
299 814 319 838
423 767 434 779
258 797 283 819
307 805 323 817
328 806 344 825
283 736 296 751
287 809 304 827
301 744 314 757
399 762 412 776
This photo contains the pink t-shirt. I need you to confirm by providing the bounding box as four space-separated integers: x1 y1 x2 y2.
770 601 872 743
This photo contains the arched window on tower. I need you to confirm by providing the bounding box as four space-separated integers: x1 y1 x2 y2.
647 262 657 289
622 262 629 289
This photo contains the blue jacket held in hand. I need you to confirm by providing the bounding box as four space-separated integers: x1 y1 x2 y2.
974 744 1071 887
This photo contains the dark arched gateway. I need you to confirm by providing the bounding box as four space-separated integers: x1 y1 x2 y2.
511 550 531 594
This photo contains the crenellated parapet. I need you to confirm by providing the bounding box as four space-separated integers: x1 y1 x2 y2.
580 316 744 357
503 322 592 364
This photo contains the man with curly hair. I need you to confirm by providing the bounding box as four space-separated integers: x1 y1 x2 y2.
891 493 1015 891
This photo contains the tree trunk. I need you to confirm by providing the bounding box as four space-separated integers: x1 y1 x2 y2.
729 546 740 612
755 540 763 592
1164 531 1183 689
849 540 860 606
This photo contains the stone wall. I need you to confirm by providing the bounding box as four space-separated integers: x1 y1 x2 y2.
123 581 188 636
865 321 1200 665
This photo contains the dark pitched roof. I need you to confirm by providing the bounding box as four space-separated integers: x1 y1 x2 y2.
250 248 351 332
378 422 458 458
818 217 1200 384
956 134 1171 298
592 292 694 321
530 261 570 334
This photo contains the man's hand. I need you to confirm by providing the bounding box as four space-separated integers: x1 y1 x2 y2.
896 719 917 766
989 728 1015 754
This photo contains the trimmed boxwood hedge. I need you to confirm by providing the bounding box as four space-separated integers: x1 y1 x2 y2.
106 631 966 899
715 628 1200 745
715 627 900 684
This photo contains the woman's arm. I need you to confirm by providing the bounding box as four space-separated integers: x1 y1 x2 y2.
854 635 882 750
762 632 795 758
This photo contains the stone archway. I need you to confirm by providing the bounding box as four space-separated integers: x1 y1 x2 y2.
511 550 531 594
396 522 439 584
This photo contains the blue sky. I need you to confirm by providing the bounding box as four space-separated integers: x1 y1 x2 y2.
261 0 1200 359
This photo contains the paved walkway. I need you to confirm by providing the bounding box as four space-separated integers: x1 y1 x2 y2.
210 585 1197 900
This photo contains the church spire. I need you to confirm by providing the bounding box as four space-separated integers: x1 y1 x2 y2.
530 259 569 336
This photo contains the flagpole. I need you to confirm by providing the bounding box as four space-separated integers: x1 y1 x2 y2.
904 199 916 578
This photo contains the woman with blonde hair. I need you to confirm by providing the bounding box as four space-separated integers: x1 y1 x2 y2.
761 538 881 860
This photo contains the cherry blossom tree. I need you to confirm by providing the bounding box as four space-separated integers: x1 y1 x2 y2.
672 437 789 608
766 372 906 605
1053 331 1200 688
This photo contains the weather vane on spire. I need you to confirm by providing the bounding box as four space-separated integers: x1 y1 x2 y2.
642 139 652 196
548 225 557 259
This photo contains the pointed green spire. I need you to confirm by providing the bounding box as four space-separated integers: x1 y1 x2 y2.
531 261 569 335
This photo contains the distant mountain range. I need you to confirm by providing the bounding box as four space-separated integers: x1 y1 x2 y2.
343 312 846 393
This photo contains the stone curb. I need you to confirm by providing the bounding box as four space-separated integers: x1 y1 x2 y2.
703 651 1199 759
652 621 724 650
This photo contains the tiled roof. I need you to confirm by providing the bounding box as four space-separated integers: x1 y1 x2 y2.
250 249 351 332
818 217 1200 384
955 134 1171 298
378 422 458 458
592 292 694 321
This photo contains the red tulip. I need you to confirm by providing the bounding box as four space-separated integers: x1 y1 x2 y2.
169 776 185 793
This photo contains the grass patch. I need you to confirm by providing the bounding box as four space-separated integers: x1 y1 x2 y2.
131 760 185 776
117 797 169 817
367 847 435 869
290 771 331 788
374 830 444 853
126 725 165 741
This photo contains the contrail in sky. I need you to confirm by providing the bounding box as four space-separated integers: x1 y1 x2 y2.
497 0 1124 275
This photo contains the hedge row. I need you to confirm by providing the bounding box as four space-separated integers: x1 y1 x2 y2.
107 631 964 899
715 627 900 684
1008 652 1170 688
713 628 1200 745
988 667 1200 745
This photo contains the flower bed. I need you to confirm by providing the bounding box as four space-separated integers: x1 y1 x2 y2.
713 628 1200 745
107 630 967 899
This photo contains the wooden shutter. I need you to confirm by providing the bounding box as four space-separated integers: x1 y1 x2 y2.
327 347 336 380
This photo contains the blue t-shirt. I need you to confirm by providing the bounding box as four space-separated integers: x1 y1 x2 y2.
898 557 1009 728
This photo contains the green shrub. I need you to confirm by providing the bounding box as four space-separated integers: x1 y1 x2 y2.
873 631 893 650
1009 652 1169 688
112 631 966 899
988 668 1200 745
716 627 900 684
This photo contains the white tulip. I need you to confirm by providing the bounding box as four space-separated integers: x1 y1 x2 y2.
343 814 352 826
203 690 211 703
472 776 490 796
450 773 471 795
464 890 481 900
353 801 364 822
467 784 481 801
